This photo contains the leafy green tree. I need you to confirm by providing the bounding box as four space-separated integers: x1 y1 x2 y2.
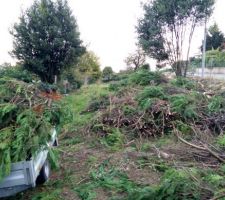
206 49 225 67
102 66 114 81
205 23 225 51
11 0 85 83
76 51 101 84
137 0 215 77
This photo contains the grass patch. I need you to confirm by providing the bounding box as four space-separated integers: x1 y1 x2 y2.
75 159 151 200
31 189 62 200
62 84 111 129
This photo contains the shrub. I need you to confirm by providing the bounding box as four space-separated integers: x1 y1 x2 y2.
140 64 150 70
127 169 202 200
153 169 201 200
204 173 225 188
109 82 120 91
123 105 136 116
208 96 225 113
169 94 198 120
171 77 197 90
129 69 167 86
109 79 129 91
85 95 109 112
0 65 35 83
101 128 124 151
136 86 166 110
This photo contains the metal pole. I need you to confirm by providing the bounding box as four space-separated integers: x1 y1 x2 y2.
201 17 207 78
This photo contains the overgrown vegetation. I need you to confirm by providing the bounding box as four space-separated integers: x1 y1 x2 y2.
0 78 71 180
7 68 225 200
0 65 36 83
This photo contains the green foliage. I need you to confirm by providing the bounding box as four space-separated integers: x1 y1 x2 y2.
0 103 17 128
128 169 201 200
136 86 166 110
12 109 51 162
102 66 114 82
0 128 12 180
75 160 150 200
169 94 198 120
140 142 152 152
109 69 161 91
153 169 201 200
109 82 120 91
137 0 215 76
217 135 225 148
123 105 136 116
85 94 109 113
32 189 62 200
0 79 68 180
76 51 102 84
101 128 124 151
204 23 225 52
45 101 74 132
129 70 166 86
0 65 35 83
140 64 150 70
208 96 225 113
175 121 193 135
60 69 83 92
191 49 225 68
206 49 225 68
0 107 55 180
109 79 129 91
171 77 197 90
11 0 85 83
62 84 110 129
204 173 225 188
76 160 202 200
48 147 60 170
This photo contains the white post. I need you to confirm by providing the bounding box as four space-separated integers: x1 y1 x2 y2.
54 75 57 84
201 17 207 78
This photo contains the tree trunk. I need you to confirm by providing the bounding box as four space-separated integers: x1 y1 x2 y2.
172 61 183 77
175 68 182 77
183 61 189 77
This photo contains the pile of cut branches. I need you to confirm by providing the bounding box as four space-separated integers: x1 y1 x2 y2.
87 71 225 164
0 78 64 180
93 96 175 137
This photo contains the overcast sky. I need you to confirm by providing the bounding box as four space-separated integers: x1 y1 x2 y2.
0 0 224 72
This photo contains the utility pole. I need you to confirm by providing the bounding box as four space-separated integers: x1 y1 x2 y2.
201 16 207 78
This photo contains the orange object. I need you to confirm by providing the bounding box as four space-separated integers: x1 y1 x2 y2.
33 104 44 114
40 91 62 101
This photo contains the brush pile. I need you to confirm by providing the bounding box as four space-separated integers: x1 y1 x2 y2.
0 78 64 180
87 70 225 163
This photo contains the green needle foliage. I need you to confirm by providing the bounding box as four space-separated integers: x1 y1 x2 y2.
0 78 69 180
136 86 166 110
208 96 225 113
169 94 198 120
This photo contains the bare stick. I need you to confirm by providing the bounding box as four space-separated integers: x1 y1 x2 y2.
210 193 225 200
173 125 225 163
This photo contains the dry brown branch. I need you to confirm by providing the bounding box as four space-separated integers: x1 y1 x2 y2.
174 127 225 163
176 134 205 151
210 193 225 200
202 144 225 163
